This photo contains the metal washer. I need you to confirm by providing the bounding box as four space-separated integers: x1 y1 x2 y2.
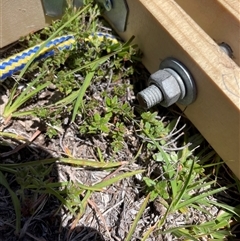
160 57 197 106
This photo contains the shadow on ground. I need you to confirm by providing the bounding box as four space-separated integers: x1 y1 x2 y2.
0 143 105 241
1 140 240 241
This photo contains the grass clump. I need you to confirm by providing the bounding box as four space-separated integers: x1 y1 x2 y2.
0 1 240 240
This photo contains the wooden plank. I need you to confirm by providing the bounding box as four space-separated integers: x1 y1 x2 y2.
0 0 51 48
114 0 240 178
174 0 240 66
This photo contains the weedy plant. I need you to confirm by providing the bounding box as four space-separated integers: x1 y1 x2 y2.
134 115 240 241
2 2 139 130
0 0 240 240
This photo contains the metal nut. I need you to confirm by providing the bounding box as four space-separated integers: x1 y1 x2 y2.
137 58 196 109
148 70 181 107
219 42 233 58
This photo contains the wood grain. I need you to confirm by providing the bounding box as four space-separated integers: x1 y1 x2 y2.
175 0 240 66
115 0 240 178
0 0 51 48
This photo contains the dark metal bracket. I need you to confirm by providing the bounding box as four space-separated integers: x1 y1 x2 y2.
42 0 128 32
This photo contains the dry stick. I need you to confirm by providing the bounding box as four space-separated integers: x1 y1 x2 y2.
69 165 128 238
0 129 42 157
102 165 126 182
59 132 73 157
102 199 124 216
87 198 112 239
3 114 12 125
19 194 49 239
83 165 128 238
169 116 181 136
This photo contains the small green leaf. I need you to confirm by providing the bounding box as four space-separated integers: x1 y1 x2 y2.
143 177 156 187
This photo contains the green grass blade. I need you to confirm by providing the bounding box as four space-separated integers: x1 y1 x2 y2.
0 131 28 140
186 178 214 192
11 82 50 111
47 52 126 112
70 54 123 122
0 158 127 169
44 186 76 214
207 200 240 219
163 222 231 240
0 166 18 174
59 158 127 168
0 158 58 169
79 190 92 217
4 84 18 111
52 90 79 106
141 225 157 241
10 71 45 105
172 229 199 241
93 170 144 189
71 65 96 122
17 4 91 81
11 110 39 117
0 171 21 234
177 185 234 210
125 194 150 241
3 71 49 118
190 203 213 216
26 181 102 192
171 159 194 211
65 43 134 77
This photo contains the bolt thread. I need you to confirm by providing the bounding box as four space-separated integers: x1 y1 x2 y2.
137 84 163 109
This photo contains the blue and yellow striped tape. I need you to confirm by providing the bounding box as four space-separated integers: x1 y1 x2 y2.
0 32 118 81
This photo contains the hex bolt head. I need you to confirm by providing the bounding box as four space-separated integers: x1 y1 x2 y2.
148 70 181 107
160 58 197 106
137 58 197 109
219 42 233 58
137 69 184 108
